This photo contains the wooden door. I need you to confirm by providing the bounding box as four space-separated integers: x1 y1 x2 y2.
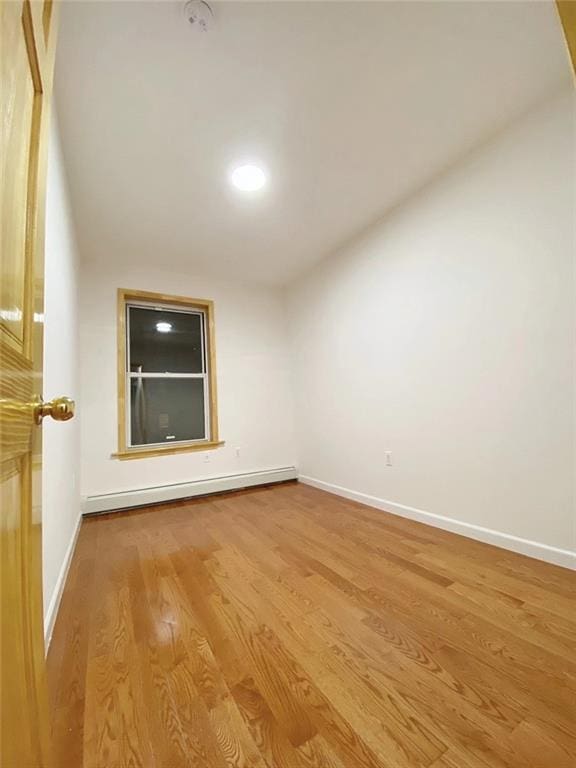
557 1 576 76
1 2 60 766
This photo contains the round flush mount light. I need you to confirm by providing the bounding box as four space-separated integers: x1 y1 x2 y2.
156 321 173 333
230 164 267 192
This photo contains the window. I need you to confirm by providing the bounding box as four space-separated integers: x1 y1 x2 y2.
115 289 222 459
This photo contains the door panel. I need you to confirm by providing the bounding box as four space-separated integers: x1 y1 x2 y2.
1 2 59 766
0 26 34 346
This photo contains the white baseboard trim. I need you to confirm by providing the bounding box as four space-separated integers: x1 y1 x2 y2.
44 512 82 653
299 475 576 571
82 466 298 515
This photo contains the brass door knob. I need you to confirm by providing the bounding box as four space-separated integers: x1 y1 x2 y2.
34 396 75 424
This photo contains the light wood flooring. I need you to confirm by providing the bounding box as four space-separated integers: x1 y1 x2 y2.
46 481 576 767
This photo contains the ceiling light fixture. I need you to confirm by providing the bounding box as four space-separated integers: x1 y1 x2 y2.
230 164 267 192
156 321 173 333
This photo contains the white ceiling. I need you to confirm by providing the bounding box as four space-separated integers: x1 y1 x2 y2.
56 1 571 286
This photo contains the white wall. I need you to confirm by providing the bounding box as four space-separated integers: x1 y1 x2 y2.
79 267 297 499
287 91 576 564
43 112 81 640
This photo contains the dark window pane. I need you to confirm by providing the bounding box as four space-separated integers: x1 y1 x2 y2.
130 378 206 445
128 307 204 373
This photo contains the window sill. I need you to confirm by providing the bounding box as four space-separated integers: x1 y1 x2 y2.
111 440 225 461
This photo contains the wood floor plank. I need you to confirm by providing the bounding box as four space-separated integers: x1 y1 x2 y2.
232 675 310 768
296 734 348 768
508 719 576 768
209 695 269 768
47 482 576 767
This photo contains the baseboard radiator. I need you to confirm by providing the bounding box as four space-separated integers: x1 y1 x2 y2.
82 466 298 515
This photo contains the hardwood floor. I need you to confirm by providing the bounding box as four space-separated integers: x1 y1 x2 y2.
46 481 576 768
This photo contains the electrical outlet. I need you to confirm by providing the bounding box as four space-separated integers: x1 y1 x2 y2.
203 453 211 463
235 447 241 458
385 451 393 467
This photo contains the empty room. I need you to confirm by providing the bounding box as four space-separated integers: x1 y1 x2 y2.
1 1 575 766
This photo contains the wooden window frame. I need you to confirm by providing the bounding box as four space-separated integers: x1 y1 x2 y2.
113 288 223 460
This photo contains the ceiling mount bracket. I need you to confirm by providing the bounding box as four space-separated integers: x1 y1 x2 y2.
183 1 214 33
